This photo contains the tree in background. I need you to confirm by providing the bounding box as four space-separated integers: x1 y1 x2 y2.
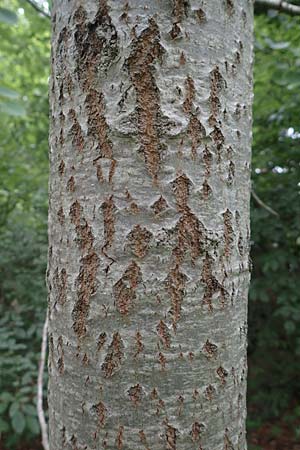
48 1 253 449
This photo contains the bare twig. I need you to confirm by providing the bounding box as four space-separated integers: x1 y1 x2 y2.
37 311 50 450
24 0 51 19
251 189 280 217
256 0 300 15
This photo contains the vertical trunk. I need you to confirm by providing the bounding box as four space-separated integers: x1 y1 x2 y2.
48 1 253 449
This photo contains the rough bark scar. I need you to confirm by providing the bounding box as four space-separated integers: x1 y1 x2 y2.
172 174 192 212
128 384 142 406
224 431 235 450
210 126 225 159
116 425 124 450
58 160 65 176
183 76 195 114
101 196 116 251
166 265 187 326
205 384 215 401
223 209 234 257
85 90 113 158
57 206 65 225
203 145 213 177
201 253 224 310
195 9 206 23
97 332 107 351
183 76 206 158
126 225 153 258
190 422 205 442
202 339 218 358
156 320 171 348
209 66 226 123
68 109 84 152
114 261 142 315
151 195 168 215
134 331 144 357
57 336 64 375
93 401 107 428
165 423 178 450
158 352 167 370
126 18 164 182
73 4 118 88
69 201 95 253
72 251 99 338
228 161 235 184
226 0 235 16
217 366 228 385
172 0 190 23
102 332 124 378
173 210 204 263
53 267 67 305
67 176 75 192
202 180 212 199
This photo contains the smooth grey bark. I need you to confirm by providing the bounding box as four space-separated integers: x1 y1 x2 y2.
47 1 253 449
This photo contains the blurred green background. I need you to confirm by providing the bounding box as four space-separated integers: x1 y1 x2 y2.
0 1 300 449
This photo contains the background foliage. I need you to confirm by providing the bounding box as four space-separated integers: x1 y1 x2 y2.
0 1 299 449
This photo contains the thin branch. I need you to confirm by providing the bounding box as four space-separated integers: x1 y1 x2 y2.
251 189 280 217
37 311 50 450
24 0 51 19
256 0 300 15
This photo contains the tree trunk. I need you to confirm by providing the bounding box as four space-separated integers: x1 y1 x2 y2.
47 1 253 449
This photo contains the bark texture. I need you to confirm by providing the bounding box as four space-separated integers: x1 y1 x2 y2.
48 1 253 449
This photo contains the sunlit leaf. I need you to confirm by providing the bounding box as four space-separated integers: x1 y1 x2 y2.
0 86 20 99
0 101 26 116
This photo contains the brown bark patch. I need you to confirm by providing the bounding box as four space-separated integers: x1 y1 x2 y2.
203 145 213 177
166 265 187 325
190 422 205 442
205 384 215 401
172 0 190 23
58 160 65 176
202 180 212 199
134 331 144 357
57 206 65 225
209 66 225 120
223 208 234 257
201 253 223 310
72 251 99 338
54 267 67 305
127 225 153 258
114 261 142 315
187 116 206 159
158 352 167 370
165 424 178 450
202 339 218 358
128 384 142 406
73 4 118 89
156 320 171 348
210 126 225 158
226 0 235 16
57 336 64 375
116 425 124 450
97 332 107 351
183 76 195 114
195 8 206 23
102 332 124 378
151 196 168 215
101 196 116 250
127 19 164 182
68 109 84 152
217 366 228 385
85 89 113 158
171 174 192 212
69 201 94 253
67 176 75 192
93 401 107 428
224 431 235 450
173 210 204 263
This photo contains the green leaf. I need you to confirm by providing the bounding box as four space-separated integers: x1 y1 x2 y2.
26 416 40 435
11 410 25 434
0 7 18 25
9 402 19 419
0 86 20 99
0 101 26 116
0 418 9 433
